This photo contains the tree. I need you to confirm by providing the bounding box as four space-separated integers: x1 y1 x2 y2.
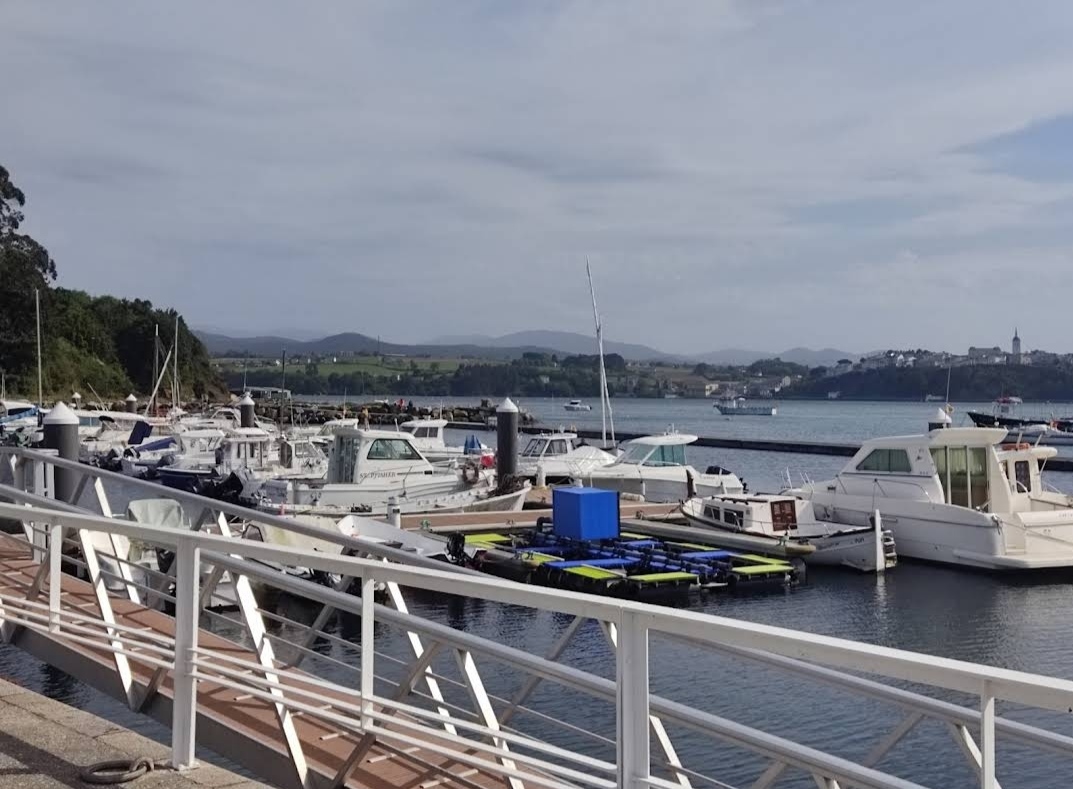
0 165 58 380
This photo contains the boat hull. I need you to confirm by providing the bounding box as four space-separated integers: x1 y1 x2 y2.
680 502 895 572
803 493 1073 570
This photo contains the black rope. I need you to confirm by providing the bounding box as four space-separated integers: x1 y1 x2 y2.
79 757 169 785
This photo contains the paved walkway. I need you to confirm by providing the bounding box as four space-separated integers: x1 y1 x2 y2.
0 677 271 789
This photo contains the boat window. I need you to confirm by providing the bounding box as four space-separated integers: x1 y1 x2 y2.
522 439 547 458
723 509 742 528
1014 460 1031 493
948 447 969 507
644 444 686 467
547 439 569 456
704 505 720 520
856 448 911 473
968 447 989 510
78 416 101 428
400 424 417 435
931 448 949 503
367 439 423 461
280 442 293 467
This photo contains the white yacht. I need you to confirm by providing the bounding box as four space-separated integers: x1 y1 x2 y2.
398 418 491 463
564 400 592 412
681 494 896 572
790 426 1073 570
578 433 743 502
252 428 516 516
516 430 616 483
0 400 39 431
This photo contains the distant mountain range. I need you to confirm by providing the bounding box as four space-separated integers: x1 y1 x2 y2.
196 328 856 367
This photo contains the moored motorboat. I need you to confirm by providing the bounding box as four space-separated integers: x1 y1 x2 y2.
578 432 743 502
680 494 896 572
789 426 1073 570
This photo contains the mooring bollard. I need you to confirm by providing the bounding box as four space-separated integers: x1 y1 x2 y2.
43 402 79 503
238 392 256 428
496 397 519 481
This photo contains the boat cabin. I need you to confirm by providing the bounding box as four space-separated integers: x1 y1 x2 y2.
327 428 435 484
0 400 38 427
700 495 801 534
214 427 276 469
520 432 583 462
611 433 699 468
278 437 326 471
400 418 448 446
834 427 1056 514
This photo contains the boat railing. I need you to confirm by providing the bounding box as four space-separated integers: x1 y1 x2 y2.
871 477 936 503
2 446 1073 788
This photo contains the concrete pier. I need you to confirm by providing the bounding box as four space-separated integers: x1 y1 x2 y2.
0 677 268 788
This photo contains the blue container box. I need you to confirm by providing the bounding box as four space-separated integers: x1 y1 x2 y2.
552 487 620 541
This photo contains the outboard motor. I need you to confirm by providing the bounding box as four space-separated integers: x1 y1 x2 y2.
445 532 467 565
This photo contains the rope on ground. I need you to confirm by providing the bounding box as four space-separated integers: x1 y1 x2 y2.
79 757 170 785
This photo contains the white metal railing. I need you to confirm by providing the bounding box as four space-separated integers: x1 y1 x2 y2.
1 448 1073 789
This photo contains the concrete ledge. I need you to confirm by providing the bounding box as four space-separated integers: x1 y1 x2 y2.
0 677 271 788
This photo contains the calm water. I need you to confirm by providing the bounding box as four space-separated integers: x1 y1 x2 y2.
3 398 1073 787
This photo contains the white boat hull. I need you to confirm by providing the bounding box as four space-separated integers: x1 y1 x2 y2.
681 501 895 572
804 494 1073 570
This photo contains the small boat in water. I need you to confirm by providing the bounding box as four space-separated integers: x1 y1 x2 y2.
564 399 592 412
714 397 777 416
578 432 743 502
681 494 896 572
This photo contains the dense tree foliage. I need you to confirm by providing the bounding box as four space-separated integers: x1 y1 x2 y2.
229 355 612 398
786 364 1073 401
0 164 223 399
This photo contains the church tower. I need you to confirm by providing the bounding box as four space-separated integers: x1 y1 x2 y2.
1012 328 1022 364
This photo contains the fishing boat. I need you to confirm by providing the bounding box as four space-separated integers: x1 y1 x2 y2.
789 426 1073 570
578 432 743 502
251 427 517 516
714 396 777 416
397 418 491 463
564 399 592 412
516 430 617 484
680 494 896 572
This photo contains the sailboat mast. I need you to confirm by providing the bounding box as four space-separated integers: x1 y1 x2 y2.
35 289 43 408
172 316 179 413
152 324 159 414
586 260 614 445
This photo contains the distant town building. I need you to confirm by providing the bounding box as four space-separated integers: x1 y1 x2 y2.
968 346 1005 365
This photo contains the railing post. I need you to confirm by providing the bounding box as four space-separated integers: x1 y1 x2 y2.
171 538 200 770
361 570 375 731
980 681 995 789
617 610 650 789
48 522 62 633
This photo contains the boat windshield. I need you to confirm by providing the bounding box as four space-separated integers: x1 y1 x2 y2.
521 439 547 458
618 443 654 465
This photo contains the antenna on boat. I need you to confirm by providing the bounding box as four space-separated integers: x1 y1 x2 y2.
35 288 43 408
151 324 159 415
242 351 249 392
944 364 952 410
586 259 615 447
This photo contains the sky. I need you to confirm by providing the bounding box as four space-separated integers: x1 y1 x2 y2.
4 1 1073 356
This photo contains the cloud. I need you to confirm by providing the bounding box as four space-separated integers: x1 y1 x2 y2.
4 0 1073 353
